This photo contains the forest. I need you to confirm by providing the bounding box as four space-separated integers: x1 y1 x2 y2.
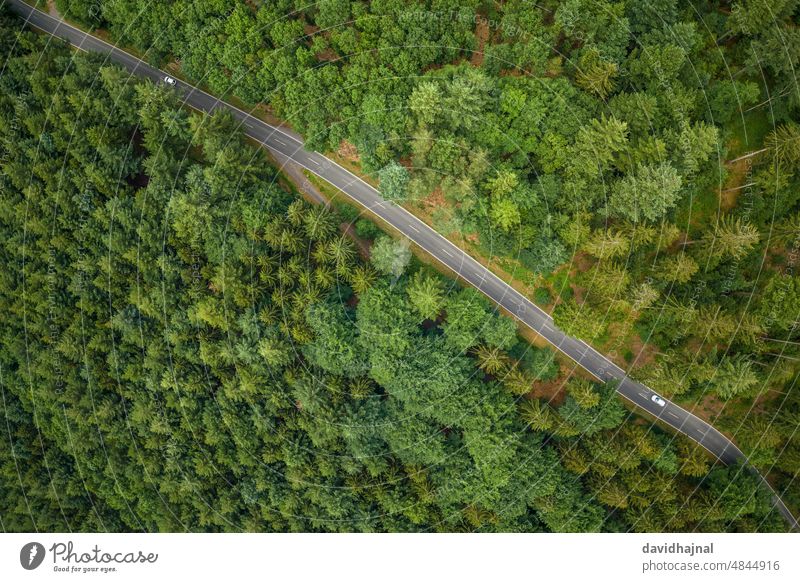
0 1 798 531
43 1 800 483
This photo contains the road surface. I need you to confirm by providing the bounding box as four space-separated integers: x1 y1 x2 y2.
6 0 797 530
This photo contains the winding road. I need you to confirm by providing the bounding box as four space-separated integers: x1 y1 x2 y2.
6 0 797 529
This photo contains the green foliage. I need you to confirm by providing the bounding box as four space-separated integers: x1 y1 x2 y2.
305 302 367 377
609 163 683 223
702 216 760 261
553 301 607 342
354 218 380 239
533 287 553 306
759 274 800 332
356 280 419 360
442 288 491 353
765 123 800 168
482 315 519 350
406 269 445 321
706 464 779 527
520 347 560 382
0 0 793 534
711 357 760 400
369 235 412 278
576 49 618 99
566 379 601 409
557 380 626 436
378 161 410 202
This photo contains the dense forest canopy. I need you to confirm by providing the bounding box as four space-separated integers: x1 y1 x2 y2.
1 0 799 532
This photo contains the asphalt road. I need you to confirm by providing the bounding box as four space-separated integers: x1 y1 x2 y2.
6 0 797 530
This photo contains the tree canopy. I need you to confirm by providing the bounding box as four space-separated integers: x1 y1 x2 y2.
0 1 794 534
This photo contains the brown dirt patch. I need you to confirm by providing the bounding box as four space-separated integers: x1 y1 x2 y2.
336 140 360 163
471 18 490 67
694 392 727 425
527 374 568 406
421 187 447 211
525 364 599 406
751 386 784 414
572 251 594 274
571 283 586 305
46 0 61 18
558 253 593 305
267 154 325 205
720 155 752 211
315 48 339 62
627 333 659 369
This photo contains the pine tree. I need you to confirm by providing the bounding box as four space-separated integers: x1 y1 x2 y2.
704 216 759 260
765 122 800 168
474 344 510 375
348 265 377 294
576 51 618 99
519 399 555 432
406 270 444 320
327 235 355 275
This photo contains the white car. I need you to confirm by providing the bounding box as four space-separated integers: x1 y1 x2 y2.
163 75 177 87
650 394 666 407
